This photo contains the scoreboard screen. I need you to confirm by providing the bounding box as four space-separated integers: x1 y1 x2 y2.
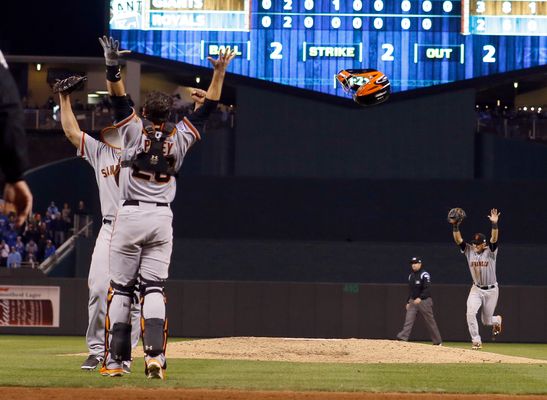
109 0 547 95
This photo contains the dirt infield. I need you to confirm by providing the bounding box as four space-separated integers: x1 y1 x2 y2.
153 337 543 364
4 387 547 400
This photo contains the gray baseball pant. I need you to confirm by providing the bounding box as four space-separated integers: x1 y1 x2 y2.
396 297 442 345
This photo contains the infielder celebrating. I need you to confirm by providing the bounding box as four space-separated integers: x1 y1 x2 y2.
97 36 235 379
55 80 140 372
449 208 503 350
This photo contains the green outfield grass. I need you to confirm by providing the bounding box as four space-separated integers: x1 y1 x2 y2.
2 335 547 394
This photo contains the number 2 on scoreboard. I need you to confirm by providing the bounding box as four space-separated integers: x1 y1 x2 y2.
482 45 496 63
270 42 283 59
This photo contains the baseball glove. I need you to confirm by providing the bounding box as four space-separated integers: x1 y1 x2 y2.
447 207 466 224
52 75 87 95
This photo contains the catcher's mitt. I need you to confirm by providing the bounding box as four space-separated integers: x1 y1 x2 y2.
52 75 87 95
447 207 466 224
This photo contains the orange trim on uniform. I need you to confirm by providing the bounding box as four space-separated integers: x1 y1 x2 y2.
182 117 201 141
114 109 137 128
100 126 121 150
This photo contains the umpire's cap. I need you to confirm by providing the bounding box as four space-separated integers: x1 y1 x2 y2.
410 256 422 264
471 233 487 245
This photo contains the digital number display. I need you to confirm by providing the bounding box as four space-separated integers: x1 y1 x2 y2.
109 0 547 94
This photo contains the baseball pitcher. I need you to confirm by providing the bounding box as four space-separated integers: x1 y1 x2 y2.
449 208 503 349
55 81 141 372
97 36 235 379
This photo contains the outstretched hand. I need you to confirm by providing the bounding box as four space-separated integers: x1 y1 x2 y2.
98 35 131 66
3 181 33 228
488 208 500 224
207 48 236 72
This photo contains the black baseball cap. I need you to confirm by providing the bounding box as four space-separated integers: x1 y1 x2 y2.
410 256 422 264
471 233 487 245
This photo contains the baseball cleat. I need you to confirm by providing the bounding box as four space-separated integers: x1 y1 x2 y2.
81 354 104 371
471 342 482 350
492 315 503 339
99 365 124 377
145 358 165 380
123 360 132 374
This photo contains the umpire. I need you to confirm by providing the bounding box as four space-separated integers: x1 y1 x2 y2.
0 49 32 227
396 256 442 345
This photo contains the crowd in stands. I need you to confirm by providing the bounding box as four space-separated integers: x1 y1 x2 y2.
0 200 90 268
476 105 546 140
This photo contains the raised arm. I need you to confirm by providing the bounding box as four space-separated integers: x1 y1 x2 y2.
205 49 236 101
450 221 464 245
488 208 500 243
58 93 82 148
98 36 129 97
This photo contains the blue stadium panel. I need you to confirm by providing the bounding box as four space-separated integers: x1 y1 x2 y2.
109 0 547 95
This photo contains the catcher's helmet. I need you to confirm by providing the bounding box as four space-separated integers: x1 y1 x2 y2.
410 256 422 264
336 69 391 106
471 233 487 245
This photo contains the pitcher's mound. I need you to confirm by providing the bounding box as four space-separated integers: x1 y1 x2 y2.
156 337 543 364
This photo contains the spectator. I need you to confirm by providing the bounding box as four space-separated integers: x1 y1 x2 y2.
75 200 89 215
14 235 24 257
22 222 40 244
44 239 56 260
37 233 48 261
25 239 38 263
0 239 8 266
47 201 59 217
61 202 72 224
7 246 22 268
3 216 17 247
51 213 65 245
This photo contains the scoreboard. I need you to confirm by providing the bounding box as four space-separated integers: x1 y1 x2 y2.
109 0 547 95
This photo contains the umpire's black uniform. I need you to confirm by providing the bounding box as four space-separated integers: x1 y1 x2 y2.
396 257 442 345
0 50 29 182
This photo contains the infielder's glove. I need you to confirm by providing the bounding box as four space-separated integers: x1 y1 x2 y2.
52 75 87 95
447 207 466 224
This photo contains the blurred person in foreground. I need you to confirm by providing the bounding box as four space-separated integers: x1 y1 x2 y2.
0 49 32 227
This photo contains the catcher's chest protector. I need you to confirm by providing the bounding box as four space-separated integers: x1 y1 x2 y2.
133 120 176 175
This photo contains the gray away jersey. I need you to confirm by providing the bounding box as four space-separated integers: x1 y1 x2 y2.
116 112 199 203
77 133 120 219
462 243 498 286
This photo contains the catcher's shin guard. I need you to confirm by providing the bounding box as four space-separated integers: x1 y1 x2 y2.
104 281 136 364
139 278 168 359
109 323 132 361
142 318 168 357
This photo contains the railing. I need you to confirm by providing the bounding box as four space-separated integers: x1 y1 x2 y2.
23 109 114 131
38 218 93 275
476 112 547 141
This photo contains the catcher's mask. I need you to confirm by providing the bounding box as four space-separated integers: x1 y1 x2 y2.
471 233 487 245
100 125 121 149
336 69 391 106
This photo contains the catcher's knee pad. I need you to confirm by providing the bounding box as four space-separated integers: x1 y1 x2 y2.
142 318 167 357
109 322 132 361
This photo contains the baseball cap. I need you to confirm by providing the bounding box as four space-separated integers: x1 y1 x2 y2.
410 256 422 264
470 233 487 245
